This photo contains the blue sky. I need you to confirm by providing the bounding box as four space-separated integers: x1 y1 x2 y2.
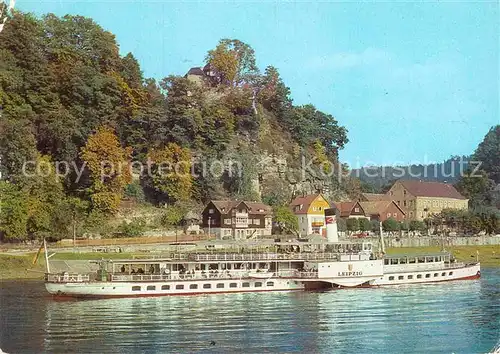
18 0 499 167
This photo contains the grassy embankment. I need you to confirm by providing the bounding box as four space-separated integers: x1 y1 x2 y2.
1 245 498 280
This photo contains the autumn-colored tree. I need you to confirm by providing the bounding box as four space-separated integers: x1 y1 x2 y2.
147 143 193 203
81 126 132 213
205 41 239 85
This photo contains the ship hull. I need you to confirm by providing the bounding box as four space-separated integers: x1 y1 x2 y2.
45 277 304 298
45 263 480 298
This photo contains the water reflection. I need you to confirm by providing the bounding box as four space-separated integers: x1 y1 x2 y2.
1 269 498 353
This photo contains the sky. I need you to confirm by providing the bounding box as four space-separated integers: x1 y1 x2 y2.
16 0 500 168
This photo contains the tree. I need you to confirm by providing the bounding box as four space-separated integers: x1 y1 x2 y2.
382 218 400 233
205 42 238 86
273 206 298 235
160 205 186 241
81 126 132 214
370 220 380 232
472 125 500 183
258 66 292 117
0 117 37 179
118 218 146 237
206 39 258 86
456 170 496 209
346 218 359 233
337 218 347 232
409 220 426 233
0 181 28 241
146 143 193 204
358 218 371 232
219 39 259 83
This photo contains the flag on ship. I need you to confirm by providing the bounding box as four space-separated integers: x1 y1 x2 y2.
32 240 44 265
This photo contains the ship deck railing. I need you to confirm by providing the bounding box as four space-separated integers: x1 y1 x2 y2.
190 252 340 262
109 269 316 282
444 262 466 269
46 273 91 283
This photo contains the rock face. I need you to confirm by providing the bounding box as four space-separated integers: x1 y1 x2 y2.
252 150 352 204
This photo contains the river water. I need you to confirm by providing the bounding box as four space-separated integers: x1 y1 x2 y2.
1 268 499 354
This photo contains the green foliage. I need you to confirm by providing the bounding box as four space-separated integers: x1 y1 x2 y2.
358 218 371 232
409 220 426 232
0 12 350 228
160 205 186 229
346 218 359 232
124 181 145 203
337 218 347 232
273 206 298 235
0 181 28 241
146 143 193 204
117 218 146 237
370 220 380 232
472 125 500 184
382 218 400 232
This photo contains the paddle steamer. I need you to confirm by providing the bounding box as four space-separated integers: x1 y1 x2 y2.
43 211 480 298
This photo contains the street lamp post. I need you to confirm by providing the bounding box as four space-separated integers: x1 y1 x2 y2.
208 217 211 240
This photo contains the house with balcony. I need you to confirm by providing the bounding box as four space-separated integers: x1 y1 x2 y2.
290 194 330 236
201 200 272 240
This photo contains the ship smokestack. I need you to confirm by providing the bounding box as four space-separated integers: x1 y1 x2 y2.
325 208 338 243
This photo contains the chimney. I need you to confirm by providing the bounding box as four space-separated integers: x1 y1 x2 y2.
325 207 338 243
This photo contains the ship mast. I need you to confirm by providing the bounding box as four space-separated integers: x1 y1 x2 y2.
43 238 51 274
379 221 386 254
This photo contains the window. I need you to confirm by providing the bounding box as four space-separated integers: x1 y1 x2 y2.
394 213 397 218
387 213 391 218
425 274 431 278
389 276 395 281
253 219 260 225
229 283 237 288
161 285 170 290
449 272 453 276
216 283 224 289
403 201 407 207
132 286 141 291
403 190 407 196
354 207 360 213
203 284 211 289
408 275 413 279
266 281 274 286
255 282 262 287
242 282 250 288
417 274 422 279
190 284 198 289
398 276 404 280
208 208 214 214
441 272 446 276
176 284 184 290
224 219 231 225
434 273 438 277
384 259 390 265
147 285 156 291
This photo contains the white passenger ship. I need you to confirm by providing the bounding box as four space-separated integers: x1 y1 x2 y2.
44 240 480 298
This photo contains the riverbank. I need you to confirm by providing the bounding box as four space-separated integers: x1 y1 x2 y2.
1 245 498 280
